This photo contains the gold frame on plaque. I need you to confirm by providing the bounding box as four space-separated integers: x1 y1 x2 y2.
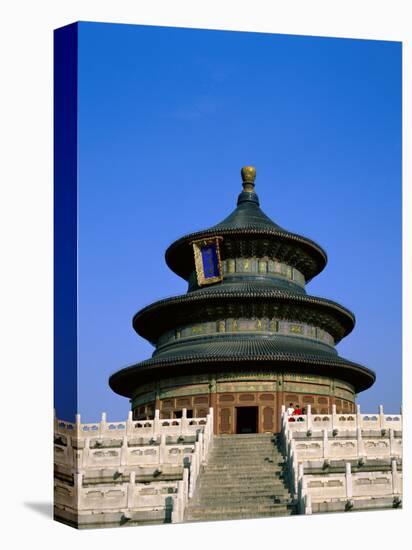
191 236 224 286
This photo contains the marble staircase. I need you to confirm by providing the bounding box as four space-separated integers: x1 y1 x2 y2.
185 433 296 522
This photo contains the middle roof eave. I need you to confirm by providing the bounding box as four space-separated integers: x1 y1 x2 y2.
132 285 355 345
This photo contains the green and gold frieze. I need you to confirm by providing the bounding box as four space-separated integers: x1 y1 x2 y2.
156 318 335 350
159 384 209 399
217 381 278 393
221 256 305 286
283 382 331 396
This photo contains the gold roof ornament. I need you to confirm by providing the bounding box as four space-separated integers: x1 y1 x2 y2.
241 165 257 193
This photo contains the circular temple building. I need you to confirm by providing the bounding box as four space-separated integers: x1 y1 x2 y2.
110 166 375 434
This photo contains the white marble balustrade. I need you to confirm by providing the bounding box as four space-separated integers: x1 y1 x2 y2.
280 405 403 515
54 408 214 524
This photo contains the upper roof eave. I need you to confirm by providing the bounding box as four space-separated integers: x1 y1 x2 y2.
165 225 328 282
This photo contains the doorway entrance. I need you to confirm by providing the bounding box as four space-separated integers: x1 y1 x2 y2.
236 407 258 434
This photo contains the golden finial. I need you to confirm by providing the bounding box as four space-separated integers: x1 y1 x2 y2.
241 166 256 192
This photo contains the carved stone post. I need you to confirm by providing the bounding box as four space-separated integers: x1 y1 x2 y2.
183 467 189 506
171 494 182 524
159 433 166 463
100 412 107 435
305 493 312 515
389 428 395 457
379 404 385 429
356 404 361 430
74 471 83 508
126 410 133 436
323 429 328 459
181 408 188 433
127 471 135 509
75 413 81 440
356 427 364 457
332 404 337 431
198 432 204 462
83 437 90 469
189 453 197 498
154 408 160 435
391 459 400 495
121 435 128 467
345 462 353 499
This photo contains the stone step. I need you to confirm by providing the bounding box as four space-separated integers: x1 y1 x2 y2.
185 504 294 521
209 447 283 460
214 440 277 444
201 469 281 481
196 484 289 494
199 474 284 482
197 480 289 487
212 442 278 448
203 474 284 480
209 453 281 459
197 489 289 497
206 457 283 463
205 467 282 472
195 493 291 502
186 511 294 521
206 463 282 469
214 436 276 440
205 458 283 465
211 450 281 454
198 475 286 484
194 494 291 504
213 442 279 446
197 488 289 496
185 502 291 515
208 454 282 459
196 487 290 495
211 448 280 452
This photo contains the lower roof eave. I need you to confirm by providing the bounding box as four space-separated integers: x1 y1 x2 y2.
109 354 376 399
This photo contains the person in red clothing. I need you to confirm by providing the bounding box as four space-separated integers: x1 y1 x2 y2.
293 404 302 416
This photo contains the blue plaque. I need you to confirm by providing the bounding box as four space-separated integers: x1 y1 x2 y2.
192 237 223 285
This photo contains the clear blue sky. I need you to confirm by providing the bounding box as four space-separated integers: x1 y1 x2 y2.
75 22 401 422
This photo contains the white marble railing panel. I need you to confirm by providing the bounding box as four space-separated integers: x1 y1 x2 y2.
55 420 76 436
328 440 358 458
294 441 323 459
362 439 391 458
126 447 160 465
86 448 123 468
281 406 403 514
352 472 393 498
282 406 402 434
131 483 178 509
383 415 402 430
54 408 214 523
288 436 401 462
79 486 128 511
55 411 210 439
304 475 346 500
55 441 200 469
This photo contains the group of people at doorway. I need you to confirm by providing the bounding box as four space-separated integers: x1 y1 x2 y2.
286 402 306 422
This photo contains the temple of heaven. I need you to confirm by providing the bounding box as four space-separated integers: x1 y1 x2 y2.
109 166 375 434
